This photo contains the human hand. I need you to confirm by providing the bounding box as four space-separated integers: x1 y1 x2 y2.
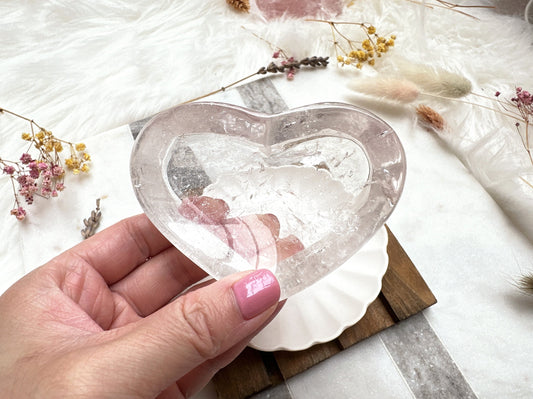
0 214 286 398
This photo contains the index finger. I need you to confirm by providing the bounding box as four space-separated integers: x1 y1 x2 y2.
64 214 173 284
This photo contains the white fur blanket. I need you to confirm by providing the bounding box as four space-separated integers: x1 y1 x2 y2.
1 1 532 272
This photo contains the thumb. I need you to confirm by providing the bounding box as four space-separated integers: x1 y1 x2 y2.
107 269 280 396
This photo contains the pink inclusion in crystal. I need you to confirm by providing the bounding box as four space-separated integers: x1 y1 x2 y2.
255 0 344 20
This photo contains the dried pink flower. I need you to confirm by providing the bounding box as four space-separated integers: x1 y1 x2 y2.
2 165 15 175
29 166 40 179
51 165 64 176
19 153 32 164
10 207 26 221
1 107 91 220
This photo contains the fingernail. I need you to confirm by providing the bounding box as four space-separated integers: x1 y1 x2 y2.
232 269 280 320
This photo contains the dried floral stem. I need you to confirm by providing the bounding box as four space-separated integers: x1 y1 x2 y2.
180 57 329 105
181 72 258 104
1 107 91 220
308 19 395 69
519 176 533 189
81 198 102 239
422 92 523 123
403 0 494 19
470 92 524 119
0 108 45 131
241 26 290 59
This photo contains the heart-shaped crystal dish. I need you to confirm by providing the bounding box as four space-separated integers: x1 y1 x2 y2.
130 102 405 298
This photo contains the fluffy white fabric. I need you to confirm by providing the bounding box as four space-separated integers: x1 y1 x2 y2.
0 1 532 277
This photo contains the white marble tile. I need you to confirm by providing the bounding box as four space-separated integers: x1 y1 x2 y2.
287 335 414 399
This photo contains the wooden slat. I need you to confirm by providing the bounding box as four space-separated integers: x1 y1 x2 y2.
337 294 396 348
212 347 272 399
273 341 341 380
381 226 437 320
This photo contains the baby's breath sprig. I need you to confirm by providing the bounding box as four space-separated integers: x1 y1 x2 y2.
0 107 91 221
308 19 395 69
493 88 533 165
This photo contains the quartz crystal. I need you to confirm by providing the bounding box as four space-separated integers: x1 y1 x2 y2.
130 102 405 298
254 0 344 19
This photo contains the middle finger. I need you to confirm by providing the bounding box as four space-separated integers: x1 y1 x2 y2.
110 246 207 316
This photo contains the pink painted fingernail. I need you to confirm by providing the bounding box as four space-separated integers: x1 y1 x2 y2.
232 269 280 320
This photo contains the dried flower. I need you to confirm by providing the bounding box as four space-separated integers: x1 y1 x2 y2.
416 105 446 132
491 87 533 165
257 56 329 76
0 107 91 220
391 58 472 98
404 0 495 20
10 206 26 221
81 198 102 239
182 56 328 104
226 0 250 12
308 20 396 69
349 77 420 103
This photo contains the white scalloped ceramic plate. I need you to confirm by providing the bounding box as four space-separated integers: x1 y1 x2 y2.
249 226 388 352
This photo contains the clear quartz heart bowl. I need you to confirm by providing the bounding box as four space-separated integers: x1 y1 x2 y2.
130 102 406 299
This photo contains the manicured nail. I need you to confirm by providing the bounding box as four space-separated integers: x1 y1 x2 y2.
232 269 280 320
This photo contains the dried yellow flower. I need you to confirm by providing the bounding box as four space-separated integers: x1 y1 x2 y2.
21 133 31 141
75 143 86 151
65 158 75 168
312 19 396 70
81 164 90 173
